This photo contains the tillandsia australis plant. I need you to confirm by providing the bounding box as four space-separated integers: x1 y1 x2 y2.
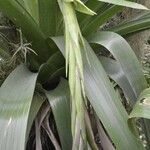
0 0 150 150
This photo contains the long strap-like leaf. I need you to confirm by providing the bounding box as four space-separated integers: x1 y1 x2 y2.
100 56 136 104
17 0 39 23
0 64 38 150
88 31 147 100
88 31 150 147
46 79 72 150
38 0 62 36
26 93 44 141
83 40 144 149
82 5 123 36
82 0 148 36
109 14 150 36
51 36 144 149
98 0 148 10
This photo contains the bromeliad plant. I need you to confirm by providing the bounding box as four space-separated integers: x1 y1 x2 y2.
0 0 150 149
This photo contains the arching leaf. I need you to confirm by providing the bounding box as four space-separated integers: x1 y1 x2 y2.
50 36 144 149
98 0 148 10
0 64 38 150
88 31 147 100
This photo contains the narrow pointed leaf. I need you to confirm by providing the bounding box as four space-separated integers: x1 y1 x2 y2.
0 64 38 150
82 5 123 36
109 14 150 36
74 0 96 15
82 0 148 36
77 0 106 24
79 2 109 28
98 0 148 10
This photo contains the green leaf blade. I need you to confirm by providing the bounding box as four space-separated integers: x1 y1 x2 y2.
130 88 150 120
109 14 150 36
0 64 38 150
38 0 61 36
17 0 39 23
100 56 136 104
46 79 72 150
98 0 148 10
88 31 147 100
51 36 144 149
83 41 144 149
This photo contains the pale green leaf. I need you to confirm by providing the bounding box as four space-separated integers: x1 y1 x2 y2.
78 1 109 28
98 0 148 10
74 0 96 15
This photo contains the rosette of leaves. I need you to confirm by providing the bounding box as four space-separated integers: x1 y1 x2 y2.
0 0 150 150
